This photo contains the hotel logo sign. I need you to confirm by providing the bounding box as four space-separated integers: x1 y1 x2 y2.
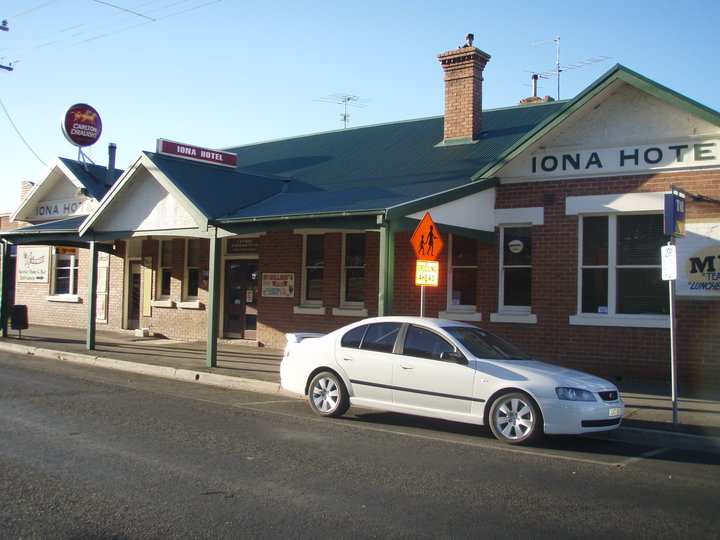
526 139 718 179
157 139 238 168
62 103 102 147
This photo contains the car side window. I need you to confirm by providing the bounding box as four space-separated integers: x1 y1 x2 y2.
341 324 368 349
403 325 455 361
359 322 402 353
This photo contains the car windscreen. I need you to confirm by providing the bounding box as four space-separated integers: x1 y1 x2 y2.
446 327 530 360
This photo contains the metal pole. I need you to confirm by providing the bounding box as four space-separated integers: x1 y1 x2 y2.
0 240 7 338
86 241 98 350
420 285 425 317
206 231 221 368
668 236 679 425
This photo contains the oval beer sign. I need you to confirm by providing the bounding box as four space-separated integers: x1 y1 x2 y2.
62 103 102 147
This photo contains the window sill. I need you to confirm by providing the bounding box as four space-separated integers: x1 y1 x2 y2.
490 312 537 324
332 306 368 317
439 310 482 322
151 299 176 308
178 300 202 309
293 305 327 315
569 314 669 328
46 294 81 303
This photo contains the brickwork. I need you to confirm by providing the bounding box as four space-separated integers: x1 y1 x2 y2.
437 47 490 141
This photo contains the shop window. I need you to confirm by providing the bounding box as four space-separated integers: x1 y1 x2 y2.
184 238 200 299
342 233 365 305
579 214 667 316
53 247 79 296
158 240 172 299
500 226 532 312
303 234 324 305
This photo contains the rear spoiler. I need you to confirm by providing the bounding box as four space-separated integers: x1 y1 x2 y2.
285 332 325 343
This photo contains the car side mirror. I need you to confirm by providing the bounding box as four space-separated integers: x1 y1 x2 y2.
440 351 468 365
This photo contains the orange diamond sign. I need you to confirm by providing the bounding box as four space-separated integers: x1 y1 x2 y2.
411 212 443 261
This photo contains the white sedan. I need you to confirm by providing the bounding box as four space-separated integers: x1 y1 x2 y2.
281 317 624 445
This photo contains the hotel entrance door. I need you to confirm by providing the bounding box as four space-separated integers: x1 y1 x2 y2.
224 260 258 339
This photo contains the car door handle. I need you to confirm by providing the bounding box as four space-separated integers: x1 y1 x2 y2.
342 357 353 362
400 365 414 371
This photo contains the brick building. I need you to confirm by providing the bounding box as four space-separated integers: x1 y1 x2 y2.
2 41 719 385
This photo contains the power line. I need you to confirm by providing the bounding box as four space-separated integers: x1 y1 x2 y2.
0 96 47 167
1 0 223 66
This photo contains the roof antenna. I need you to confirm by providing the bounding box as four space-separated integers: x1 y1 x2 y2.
315 93 369 128
531 35 608 99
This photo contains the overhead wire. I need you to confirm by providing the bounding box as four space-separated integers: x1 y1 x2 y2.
1 0 222 65
0 95 47 167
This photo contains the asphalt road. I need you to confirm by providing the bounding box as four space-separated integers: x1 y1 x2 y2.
1 350 718 539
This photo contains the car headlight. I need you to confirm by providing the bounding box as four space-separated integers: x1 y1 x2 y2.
556 387 597 402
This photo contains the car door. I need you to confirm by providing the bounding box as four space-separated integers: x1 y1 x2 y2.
392 324 474 415
336 322 402 406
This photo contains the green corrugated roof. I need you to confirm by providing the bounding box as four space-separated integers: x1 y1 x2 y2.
218 100 567 221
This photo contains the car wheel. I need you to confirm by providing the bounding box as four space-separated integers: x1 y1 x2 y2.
488 392 542 445
308 371 350 418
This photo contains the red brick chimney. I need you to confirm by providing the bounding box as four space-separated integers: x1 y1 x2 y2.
437 37 491 143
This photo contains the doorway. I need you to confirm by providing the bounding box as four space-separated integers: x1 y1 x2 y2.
224 260 258 339
128 262 141 330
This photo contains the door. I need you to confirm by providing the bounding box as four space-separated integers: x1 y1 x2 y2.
128 262 141 330
224 260 258 339
392 324 474 415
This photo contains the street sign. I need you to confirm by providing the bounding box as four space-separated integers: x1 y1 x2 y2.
411 213 444 261
661 245 677 281
415 260 439 286
663 193 686 237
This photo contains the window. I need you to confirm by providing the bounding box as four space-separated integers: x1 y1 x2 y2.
185 239 200 299
500 226 532 311
449 234 477 308
342 233 365 305
158 240 172 298
403 325 455 360
580 214 668 316
358 322 401 353
303 234 324 304
53 247 78 295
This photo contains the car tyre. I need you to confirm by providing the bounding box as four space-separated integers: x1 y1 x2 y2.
308 371 350 418
488 392 542 445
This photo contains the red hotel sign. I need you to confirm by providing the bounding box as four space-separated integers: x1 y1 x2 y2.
156 139 238 168
62 103 102 147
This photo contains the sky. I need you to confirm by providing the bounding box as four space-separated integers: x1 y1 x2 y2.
1 0 718 213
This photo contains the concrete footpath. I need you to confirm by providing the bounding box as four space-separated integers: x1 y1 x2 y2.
1 324 719 453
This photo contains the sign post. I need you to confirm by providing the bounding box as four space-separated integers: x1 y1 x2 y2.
663 192 685 425
411 213 443 317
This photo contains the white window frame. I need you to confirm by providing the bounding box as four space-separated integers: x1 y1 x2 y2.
333 232 368 317
490 224 536 324
567 192 669 328
157 239 172 300
440 234 481 322
48 248 80 302
295 233 326 315
183 238 200 302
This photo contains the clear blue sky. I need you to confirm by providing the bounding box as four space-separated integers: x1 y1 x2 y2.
1 0 718 213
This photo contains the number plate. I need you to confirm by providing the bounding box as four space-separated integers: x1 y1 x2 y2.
609 407 622 417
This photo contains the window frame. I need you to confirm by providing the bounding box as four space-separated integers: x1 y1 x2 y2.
441 234 482 321
157 239 173 300
302 233 324 307
184 238 200 300
571 212 669 328
52 248 79 298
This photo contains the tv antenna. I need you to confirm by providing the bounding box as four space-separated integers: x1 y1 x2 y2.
315 93 369 128
531 35 608 99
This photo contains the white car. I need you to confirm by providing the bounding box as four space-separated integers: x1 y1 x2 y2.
281 317 624 445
